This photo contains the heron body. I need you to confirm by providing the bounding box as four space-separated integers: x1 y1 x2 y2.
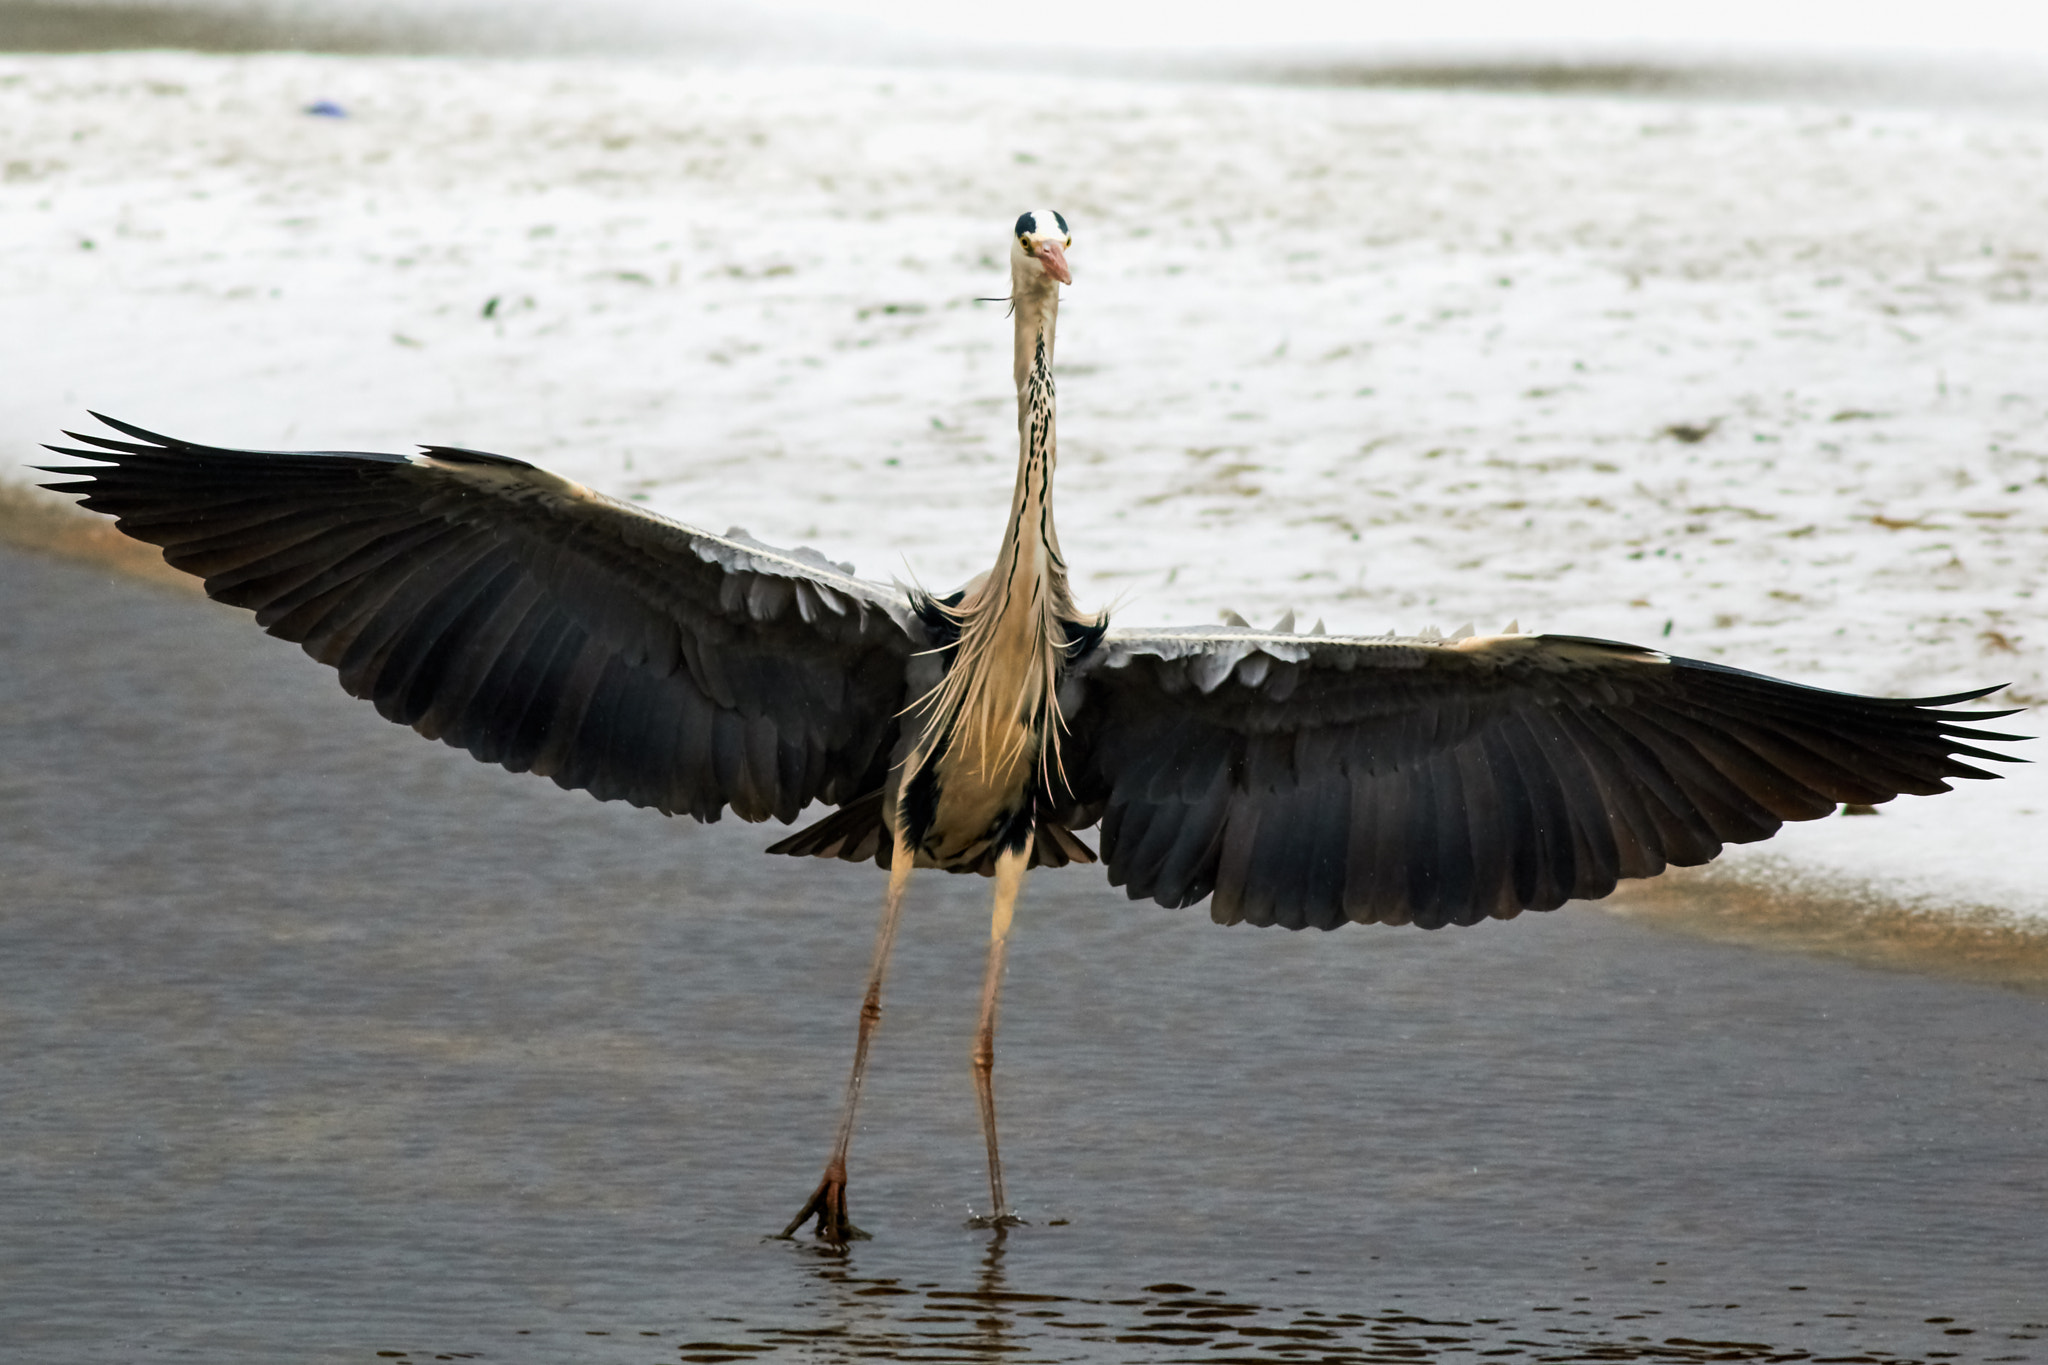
900 215 1093 868
40 210 2025 1244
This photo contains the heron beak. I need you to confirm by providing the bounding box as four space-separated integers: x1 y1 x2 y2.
1033 238 1072 285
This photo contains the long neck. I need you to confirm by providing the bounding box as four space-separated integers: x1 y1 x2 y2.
908 274 1077 784
999 279 1066 601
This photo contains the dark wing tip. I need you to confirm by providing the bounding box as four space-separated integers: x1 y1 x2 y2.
84 412 180 447
1948 748 2029 769
55 413 413 465
35 454 123 493
1944 709 2027 727
48 430 161 457
1904 683 2013 708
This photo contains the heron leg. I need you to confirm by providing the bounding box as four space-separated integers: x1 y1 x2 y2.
779 830 916 1244
966 843 1029 1232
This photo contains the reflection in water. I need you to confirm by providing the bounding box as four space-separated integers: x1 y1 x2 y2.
789 1237 1035 1361
634 1249 2033 1365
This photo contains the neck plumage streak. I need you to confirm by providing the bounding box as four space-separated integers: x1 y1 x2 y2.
905 259 1089 871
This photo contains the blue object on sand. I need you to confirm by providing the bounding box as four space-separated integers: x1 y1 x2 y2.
304 100 347 118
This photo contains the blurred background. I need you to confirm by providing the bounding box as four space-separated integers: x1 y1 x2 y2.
6 0 2048 98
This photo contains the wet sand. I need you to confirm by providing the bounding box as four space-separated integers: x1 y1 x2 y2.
1606 867 2048 998
2 539 2045 1363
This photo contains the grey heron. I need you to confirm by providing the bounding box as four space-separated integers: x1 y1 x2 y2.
40 209 2025 1245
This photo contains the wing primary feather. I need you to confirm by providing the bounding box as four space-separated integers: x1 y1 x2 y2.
327 530 487 695
454 593 570 768
376 543 523 727
1400 749 1450 929
1602 705 1783 848
1450 740 1513 922
1417 741 1474 926
1248 785 1311 930
1301 780 1350 929
1528 703 1631 903
1543 703 1668 883
492 614 589 776
1152 762 1233 909
1488 710 1585 912
1210 799 1260 926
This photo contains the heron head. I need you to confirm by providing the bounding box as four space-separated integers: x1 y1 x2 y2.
1012 209 1072 286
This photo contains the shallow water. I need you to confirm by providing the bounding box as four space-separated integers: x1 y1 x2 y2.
2 542 2045 1363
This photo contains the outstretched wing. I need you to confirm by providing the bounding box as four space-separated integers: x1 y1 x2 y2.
1053 624 2025 930
41 414 929 825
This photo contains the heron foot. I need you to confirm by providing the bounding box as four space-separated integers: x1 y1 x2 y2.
778 1172 870 1245
965 1208 1027 1232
